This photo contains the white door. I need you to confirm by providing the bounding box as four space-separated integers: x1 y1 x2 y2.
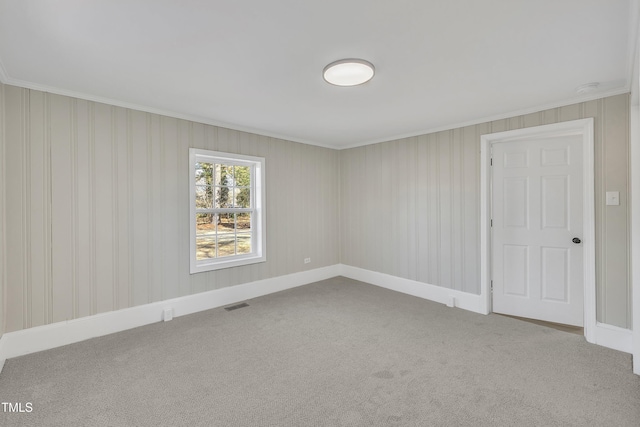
492 135 584 326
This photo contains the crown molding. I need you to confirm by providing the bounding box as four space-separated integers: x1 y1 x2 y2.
627 0 640 101
0 67 632 151
0 73 338 150
339 86 631 150
0 57 9 84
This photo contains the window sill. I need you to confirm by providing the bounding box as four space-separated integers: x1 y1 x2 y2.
190 254 266 274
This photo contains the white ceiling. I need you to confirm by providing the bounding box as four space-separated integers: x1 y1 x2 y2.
0 1 637 149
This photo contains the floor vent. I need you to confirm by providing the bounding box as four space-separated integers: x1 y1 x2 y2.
224 302 249 311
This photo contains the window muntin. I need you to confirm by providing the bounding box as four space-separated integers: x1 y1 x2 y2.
190 149 265 273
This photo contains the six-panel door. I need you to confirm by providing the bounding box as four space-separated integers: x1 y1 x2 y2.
492 135 584 326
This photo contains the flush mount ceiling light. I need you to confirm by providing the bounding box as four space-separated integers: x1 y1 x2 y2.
323 59 375 87
576 82 600 95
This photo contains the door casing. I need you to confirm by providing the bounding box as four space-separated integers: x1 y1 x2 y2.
479 118 595 343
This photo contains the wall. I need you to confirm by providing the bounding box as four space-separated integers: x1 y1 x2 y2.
631 102 640 373
0 83 340 333
630 30 640 373
340 94 631 328
0 82 631 333
0 82 5 337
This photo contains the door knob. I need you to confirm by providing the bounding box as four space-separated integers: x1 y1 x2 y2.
572 237 581 244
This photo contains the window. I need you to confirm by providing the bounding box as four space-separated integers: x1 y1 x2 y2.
189 149 265 273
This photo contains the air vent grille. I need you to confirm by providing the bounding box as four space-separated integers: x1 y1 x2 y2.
224 302 249 311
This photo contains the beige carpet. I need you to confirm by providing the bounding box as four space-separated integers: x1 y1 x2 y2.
0 277 638 426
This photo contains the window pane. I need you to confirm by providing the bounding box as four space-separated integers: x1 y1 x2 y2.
195 185 213 209
215 186 232 208
237 212 251 231
215 164 233 186
196 213 216 260
235 188 251 208
196 214 216 236
195 162 214 186
217 213 235 234
196 237 216 260
237 233 252 255
234 165 251 187
217 234 236 257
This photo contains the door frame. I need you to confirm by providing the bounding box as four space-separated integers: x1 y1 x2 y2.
479 118 596 343
631 103 640 374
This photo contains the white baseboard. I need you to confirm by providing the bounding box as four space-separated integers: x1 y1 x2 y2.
0 264 340 366
0 333 6 373
339 264 487 314
0 264 631 376
0 335 6 372
593 322 632 354
338 264 633 355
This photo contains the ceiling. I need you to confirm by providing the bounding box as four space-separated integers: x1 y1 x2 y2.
0 0 637 149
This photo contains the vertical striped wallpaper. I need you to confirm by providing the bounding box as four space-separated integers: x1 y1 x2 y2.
0 83 340 334
340 94 631 328
0 82 5 336
0 84 631 333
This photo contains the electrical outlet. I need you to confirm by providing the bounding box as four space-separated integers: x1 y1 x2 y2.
163 308 173 322
304 258 311 264
606 191 620 206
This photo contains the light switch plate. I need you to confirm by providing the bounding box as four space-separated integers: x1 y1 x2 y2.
606 191 620 206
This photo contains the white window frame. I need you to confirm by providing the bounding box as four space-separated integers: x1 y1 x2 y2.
189 148 266 273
